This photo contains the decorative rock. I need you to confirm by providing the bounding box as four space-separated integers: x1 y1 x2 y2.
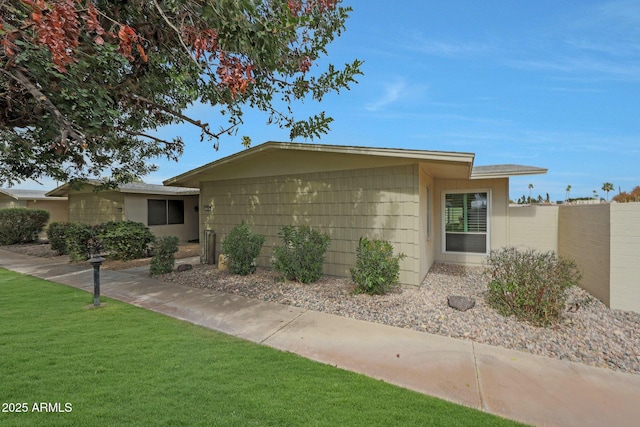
447 295 476 311
176 264 193 272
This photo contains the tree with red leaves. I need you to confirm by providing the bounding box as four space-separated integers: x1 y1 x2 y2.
0 0 362 185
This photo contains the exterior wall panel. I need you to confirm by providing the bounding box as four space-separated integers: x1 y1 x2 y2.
200 164 421 285
68 190 125 224
508 205 559 252
609 203 640 311
558 205 611 306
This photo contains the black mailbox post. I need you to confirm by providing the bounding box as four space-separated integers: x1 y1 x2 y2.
88 255 105 306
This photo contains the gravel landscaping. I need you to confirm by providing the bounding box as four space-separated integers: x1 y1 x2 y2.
3 243 639 376
158 262 640 376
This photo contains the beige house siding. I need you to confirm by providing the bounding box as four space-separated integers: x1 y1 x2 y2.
418 166 435 282
433 178 509 265
200 164 421 285
609 204 640 312
125 194 199 242
0 199 24 209
558 204 611 306
68 189 125 224
508 205 559 252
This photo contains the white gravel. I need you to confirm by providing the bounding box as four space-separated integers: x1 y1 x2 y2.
159 263 640 376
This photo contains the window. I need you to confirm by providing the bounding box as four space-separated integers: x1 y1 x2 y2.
443 191 488 253
148 199 184 226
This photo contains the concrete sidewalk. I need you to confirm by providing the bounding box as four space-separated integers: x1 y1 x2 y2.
1 248 639 426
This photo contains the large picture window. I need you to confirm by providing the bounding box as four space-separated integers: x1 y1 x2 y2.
148 199 184 226
444 191 488 253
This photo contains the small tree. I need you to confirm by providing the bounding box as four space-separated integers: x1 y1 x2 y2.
528 183 534 203
565 185 572 202
601 182 614 201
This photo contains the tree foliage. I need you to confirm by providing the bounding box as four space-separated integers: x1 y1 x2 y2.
0 0 362 185
612 185 640 203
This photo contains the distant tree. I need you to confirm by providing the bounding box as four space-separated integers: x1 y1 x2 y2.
565 185 572 202
613 186 640 203
528 183 533 203
593 190 599 200
601 182 614 201
0 0 362 186
545 193 550 203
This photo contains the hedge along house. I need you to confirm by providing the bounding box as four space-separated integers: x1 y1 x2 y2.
165 142 547 286
46 181 199 242
0 189 68 237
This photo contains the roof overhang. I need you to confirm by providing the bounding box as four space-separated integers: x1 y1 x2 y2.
46 181 198 197
165 141 476 187
471 164 548 179
0 188 67 201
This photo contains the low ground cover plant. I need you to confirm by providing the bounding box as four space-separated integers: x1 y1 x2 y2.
150 236 179 275
221 222 265 275
484 247 582 327
0 208 49 245
272 225 331 283
351 237 405 295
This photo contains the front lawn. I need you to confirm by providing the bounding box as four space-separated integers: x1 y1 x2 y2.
0 268 523 426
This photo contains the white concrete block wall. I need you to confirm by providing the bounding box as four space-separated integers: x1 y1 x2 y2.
609 203 640 312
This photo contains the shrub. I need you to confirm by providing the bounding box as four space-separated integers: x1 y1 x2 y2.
484 247 582 327
65 223 100 261
47 222 73 255
150 236 180 275
221 222 265 275
351 237 405 295
0 208 50 245
272 225 331 283
98 221 154 260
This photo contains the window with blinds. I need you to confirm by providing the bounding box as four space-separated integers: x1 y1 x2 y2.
444 192 488 253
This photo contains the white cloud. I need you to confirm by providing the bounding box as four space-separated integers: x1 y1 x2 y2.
364 79 409 112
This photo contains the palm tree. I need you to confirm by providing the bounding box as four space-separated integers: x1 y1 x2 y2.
528 183 533 204
565 185 572 202
601 182 614 201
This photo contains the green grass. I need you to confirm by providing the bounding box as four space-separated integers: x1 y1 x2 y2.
0 268 524 426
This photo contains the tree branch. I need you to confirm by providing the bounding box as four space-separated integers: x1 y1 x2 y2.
0 67 85 149
151 0 200 67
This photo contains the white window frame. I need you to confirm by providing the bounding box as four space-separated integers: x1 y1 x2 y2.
441 189 491 255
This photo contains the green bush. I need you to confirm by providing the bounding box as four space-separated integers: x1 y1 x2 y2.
65 223 100 261
150 236 180 275
484 247 582 327
99 221 154 260
351 237 405 295
0 208 50 245
46 222 73 255
221 222 265 275
272 225 331 283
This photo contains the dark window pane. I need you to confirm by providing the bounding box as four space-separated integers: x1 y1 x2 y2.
148 199 167 226
168 200 184 225
445 233 487 253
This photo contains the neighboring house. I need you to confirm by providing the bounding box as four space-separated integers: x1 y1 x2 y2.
0 188 68 231
164 141 546 286
46 181 199 242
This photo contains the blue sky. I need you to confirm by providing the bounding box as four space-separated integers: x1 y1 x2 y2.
15 0 640 202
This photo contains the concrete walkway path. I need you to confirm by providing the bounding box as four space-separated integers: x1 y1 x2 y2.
1 248 639 426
